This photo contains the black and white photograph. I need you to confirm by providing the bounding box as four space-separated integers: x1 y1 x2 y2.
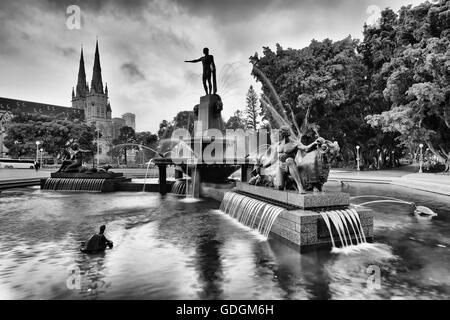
0 0 449 308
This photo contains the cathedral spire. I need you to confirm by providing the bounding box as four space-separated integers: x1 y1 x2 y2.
75 46 87 98
90 39 104 94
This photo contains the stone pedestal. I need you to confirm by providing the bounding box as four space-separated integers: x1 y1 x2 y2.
201 183 374 252
236 182 349 209
270 206 373 252
240 164 252 183
158 164 167 195
195 94 223 136
41 172 131 192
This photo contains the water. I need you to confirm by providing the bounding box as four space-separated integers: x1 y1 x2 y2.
0 183 449 299
43 178 105 192
220 192 284 238
318 209 366 248
171 180 187 195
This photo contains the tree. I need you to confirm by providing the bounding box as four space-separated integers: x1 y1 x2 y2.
157 119 174 140
113 126 137 165
250 37 378 164
157 110 200 156
173 110 196 135
244 85 261 129
136 131 159 163
4 112 96 159
365 1 450 163
226 110 246 130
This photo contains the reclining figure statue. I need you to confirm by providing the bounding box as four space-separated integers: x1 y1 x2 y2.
252 126 340 193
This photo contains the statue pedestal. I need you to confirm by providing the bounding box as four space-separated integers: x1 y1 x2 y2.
236 182 349 209
41 172 130 192
195 94 223 136
217 182 373 252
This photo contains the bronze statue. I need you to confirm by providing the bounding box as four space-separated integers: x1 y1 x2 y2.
56 143 92 173
262 127 322 193
295 139 340 191
185 47 217 95
254 127 340 192
248 162 274 187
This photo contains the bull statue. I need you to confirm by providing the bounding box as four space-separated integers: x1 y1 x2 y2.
251 126 340 193
295 138 340 191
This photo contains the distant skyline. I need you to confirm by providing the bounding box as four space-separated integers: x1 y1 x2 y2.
0 0 425 132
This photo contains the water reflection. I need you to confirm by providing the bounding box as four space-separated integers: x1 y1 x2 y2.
72 252 110 299
195 230 224 299
0 185 449 299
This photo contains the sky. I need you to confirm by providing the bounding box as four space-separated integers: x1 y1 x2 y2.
0 0 426 132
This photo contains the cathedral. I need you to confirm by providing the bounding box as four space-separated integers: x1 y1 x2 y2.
71 41 135 163
0 40 136 163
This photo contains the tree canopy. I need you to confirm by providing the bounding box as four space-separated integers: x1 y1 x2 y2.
4 113 97 159
112 126 137 164
249 0 449 166
226 110 247 130
250 36 380 162
364 1 450 161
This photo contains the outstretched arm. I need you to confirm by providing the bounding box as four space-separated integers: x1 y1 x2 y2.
184 57 202 63
297 137 324 153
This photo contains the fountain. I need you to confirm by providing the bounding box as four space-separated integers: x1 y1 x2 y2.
39 50 373 252
149 57 374 251
152 93 242 197
41 169 131 192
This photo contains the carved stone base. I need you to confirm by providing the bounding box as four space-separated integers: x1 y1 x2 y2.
236 182 349 209
50 172 123 179
270 206 373 252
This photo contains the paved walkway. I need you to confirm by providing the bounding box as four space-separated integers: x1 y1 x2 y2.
2 167 449 196
0 169 50 181
329 168 450 196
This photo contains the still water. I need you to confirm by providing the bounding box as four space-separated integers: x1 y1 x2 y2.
0 183 449 299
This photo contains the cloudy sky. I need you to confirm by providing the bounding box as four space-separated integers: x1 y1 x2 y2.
0 0 425 132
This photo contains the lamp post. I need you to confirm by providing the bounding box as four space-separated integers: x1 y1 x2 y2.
40 148 44 166
391 150 395 168
419 143 424 173
356 145 360 171
96 130 100 167
377 148 380 170
35 141 40 162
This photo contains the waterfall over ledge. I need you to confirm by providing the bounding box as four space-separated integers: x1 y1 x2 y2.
215 182 373 252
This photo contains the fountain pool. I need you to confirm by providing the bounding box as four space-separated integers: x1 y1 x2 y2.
0 182 449 299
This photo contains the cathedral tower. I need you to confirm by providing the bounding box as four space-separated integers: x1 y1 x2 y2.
71 40 113 163
71 47 88 110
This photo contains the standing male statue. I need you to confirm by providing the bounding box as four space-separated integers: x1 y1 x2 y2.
185 47 217 95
